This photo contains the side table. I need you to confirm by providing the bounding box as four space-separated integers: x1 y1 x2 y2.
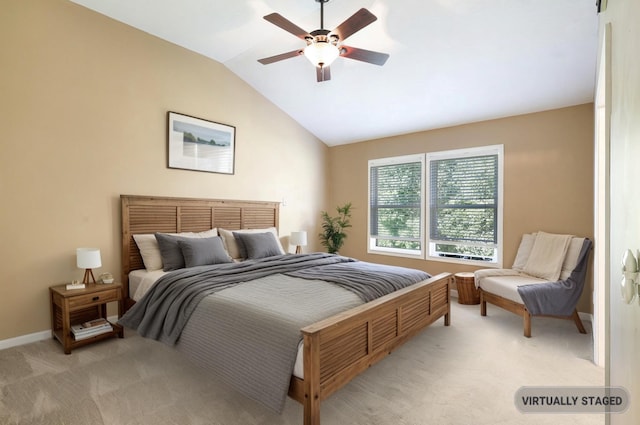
454 272 480 305
49 282 124 354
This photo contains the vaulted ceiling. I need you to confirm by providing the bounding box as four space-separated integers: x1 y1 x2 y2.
70 0 598 146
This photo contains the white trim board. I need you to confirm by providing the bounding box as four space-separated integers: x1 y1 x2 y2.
0 315 121 351
0 329 50 351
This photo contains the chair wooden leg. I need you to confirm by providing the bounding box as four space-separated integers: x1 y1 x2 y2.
572 309 587 334
523 310 531 338
480 291 487 316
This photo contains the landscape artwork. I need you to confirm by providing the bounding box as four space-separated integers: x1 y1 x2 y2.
168 111 235 174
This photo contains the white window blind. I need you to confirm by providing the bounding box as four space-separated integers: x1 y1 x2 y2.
368 154 424 257
427 145 503 265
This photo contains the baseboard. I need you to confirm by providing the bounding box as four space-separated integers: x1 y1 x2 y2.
0 315 120 351
0 329 51 351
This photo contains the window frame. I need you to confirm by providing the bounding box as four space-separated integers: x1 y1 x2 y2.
366 145 503 267
367 154 425 259
425 144 504 267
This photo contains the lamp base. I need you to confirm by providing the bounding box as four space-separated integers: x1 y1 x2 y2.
295 246 302 254
82 268 96 284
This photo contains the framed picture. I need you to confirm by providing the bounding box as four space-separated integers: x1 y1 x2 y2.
167 111 235 174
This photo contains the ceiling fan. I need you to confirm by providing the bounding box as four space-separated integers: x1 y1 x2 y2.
258 0 390 82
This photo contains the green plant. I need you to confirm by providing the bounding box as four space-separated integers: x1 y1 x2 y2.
319 202 353 254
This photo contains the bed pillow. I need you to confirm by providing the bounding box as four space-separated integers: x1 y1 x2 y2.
192 228 219 239
133 234 164 271
178 236 232 268
219 227 285 259
232 232 283 260
133 229 218 271
155 233 189 271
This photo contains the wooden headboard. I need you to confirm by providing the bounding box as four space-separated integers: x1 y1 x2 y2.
120 194 280 302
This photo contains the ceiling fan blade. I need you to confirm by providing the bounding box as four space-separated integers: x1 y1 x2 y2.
263 13 310 39
258 49 303 65
316 65 331 82
332 8 377 41
340 45 389 66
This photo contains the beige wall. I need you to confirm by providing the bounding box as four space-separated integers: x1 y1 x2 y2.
599 0 640 424
328 104 595 313
0 0 600 347
0 0 328 341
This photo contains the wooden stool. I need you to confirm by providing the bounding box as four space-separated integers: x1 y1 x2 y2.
455 272 480 305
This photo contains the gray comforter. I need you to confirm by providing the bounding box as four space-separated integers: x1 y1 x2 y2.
176 274 363 413
119 253 355 344
118 253 431 412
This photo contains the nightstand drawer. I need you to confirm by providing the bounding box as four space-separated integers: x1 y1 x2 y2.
68 288 120 309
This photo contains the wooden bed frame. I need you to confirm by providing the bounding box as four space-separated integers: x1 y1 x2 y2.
121 194 452 425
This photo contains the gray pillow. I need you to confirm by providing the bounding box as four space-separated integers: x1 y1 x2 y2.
154 233 188 271
233 232 282 259
178 236 232 268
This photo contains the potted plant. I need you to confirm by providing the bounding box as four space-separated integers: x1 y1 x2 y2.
319 202 352 254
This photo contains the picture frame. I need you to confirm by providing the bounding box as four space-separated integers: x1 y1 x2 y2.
167 111 235 174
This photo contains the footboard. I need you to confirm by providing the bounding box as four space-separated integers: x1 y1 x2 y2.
289 272 452 425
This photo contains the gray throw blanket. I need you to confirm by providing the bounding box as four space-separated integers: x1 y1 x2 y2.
285 260 431 302
118 253 356 344
517 239 592 316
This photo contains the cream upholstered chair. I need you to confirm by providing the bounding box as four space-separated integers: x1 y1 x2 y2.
475 232 592 337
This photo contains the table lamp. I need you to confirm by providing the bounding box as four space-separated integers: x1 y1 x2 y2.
77 248 101 284
290 231 308 254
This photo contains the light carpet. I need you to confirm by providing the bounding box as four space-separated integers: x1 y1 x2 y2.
0 301 604 425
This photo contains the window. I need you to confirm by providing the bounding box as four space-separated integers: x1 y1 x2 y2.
367 145 503 266
368 154 424 257
427 145 503 266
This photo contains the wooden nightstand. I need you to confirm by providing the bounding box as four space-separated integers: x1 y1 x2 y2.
49 282 124 354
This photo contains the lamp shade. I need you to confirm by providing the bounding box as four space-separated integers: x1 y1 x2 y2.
303 41 339 67
77 248 102 269
290 231 308 247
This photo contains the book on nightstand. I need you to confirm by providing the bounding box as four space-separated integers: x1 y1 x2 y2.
82 318 109 328
71 320 113 340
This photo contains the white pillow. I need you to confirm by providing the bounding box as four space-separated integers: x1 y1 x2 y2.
133 234 164 271
522 231 572 281
133 228 218 271
219 227 285 259
511 233 536 271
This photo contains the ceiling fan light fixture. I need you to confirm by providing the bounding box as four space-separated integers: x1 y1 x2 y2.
303 41 339 67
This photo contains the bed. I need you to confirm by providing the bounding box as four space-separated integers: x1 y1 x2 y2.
120 194 452 425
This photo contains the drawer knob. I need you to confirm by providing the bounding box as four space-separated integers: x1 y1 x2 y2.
92 296 99 301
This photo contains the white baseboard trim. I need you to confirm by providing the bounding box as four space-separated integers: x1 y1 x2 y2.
0 315 121 351
0 329 51 351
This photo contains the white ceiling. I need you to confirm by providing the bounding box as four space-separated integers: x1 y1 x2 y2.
69 0 598 146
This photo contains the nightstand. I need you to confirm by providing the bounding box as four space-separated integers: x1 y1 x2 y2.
49 282 124 354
